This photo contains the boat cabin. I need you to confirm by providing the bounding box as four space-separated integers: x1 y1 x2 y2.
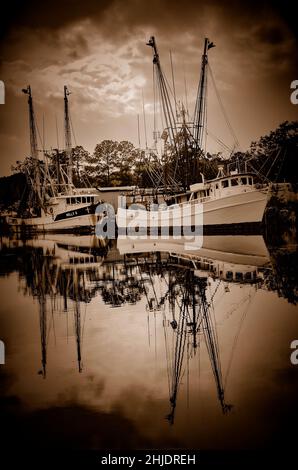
189 173 255 203
45 189 100 216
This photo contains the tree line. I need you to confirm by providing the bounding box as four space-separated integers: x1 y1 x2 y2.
0 120 297 212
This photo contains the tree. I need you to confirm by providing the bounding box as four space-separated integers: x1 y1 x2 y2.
86 140 121 187
248 121 298 183
85 140 145 187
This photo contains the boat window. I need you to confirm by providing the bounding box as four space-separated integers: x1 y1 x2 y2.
91 197 94 203
235 272 243 281
82 197 86 203
66 198 70 204
244 272 252 280
215 184 219 189
222 180 229 188
71 197 76 204
76 197 81 203
248 177 253 185
226 271 233 279
231 178 239 186
241 177 247 185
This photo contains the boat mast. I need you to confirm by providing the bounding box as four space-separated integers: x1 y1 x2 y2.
64 85 73 191
22 85 42 204
147 36 181 192
193 38 215 154
147 37 178 152
198 277 232 414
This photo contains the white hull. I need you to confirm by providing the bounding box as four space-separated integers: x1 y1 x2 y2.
117 188 268 229
201 188 268 225
5 213 96 232
117 235 269 267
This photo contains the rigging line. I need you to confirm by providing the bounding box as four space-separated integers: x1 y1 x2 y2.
69 114 77 147
203 65 208 154
273 146 287 181
169 50 178 120
201 287 224 387
208 63 240 150
162 305 172 395
55 114 60 149
265 146 283 180
80 301 88 348
142 89 148 149
172 301 187 393
153 62 156 145
207 130 234 153
42 114 46 151
224 290 256 390
137 114 141 148
252 145 281 179
35 118 44 156
183 60 189 119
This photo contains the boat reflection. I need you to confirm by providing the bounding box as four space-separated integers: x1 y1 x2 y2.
0 232 296 424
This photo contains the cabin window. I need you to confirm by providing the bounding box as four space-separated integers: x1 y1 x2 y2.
206 189 210 196
248 177 253 185
71 197 76 204
244 272 252 280
226 271 233 280
91 197 94 203
231 178 239 186
76 197 81 203
66 198 70 204
82 197 86 203
222 180 229 188
241 177 247 185
215 184 219 189
235 272 243 281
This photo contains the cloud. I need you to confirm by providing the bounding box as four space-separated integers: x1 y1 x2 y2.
0 0 297 175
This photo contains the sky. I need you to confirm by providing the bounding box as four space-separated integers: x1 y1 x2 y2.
0 0 297 175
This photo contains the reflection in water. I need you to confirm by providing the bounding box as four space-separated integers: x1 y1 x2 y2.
0 232 297 450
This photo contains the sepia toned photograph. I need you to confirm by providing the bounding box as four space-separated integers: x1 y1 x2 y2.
0 0 297 467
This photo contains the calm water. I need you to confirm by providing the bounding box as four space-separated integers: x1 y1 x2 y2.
0 232 297 457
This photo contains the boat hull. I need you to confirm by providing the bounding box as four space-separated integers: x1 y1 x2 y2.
117 188 268 231
5 212 97 233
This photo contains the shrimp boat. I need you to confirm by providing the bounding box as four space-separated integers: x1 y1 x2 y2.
117 37 269 233
6 189 101 232
117 167 269 231
5 86 101 233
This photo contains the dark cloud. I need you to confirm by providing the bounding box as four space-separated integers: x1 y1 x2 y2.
0 0 297 175
256 25 286 45
1 0 296 40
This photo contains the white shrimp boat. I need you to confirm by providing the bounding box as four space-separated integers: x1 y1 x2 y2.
117 168 269 232
117 37 269 233
4 85 102 233
5 189 101 232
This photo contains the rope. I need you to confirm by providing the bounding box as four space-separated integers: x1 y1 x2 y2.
208 63 240 151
